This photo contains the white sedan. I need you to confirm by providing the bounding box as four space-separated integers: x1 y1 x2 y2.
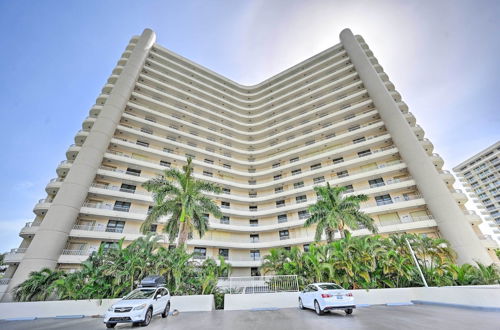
299 283 355 315
103 286 171 328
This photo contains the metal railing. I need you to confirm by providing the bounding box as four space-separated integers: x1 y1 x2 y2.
217 275 299 294
62 249 90 256
9 248 27 254
0 278 11 285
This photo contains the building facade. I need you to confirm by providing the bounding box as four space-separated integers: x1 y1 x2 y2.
454 141 500 241
1 28 496 301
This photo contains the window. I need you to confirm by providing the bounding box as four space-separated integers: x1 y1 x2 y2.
348 125 360 132
310 163 322 170
344 114 355 120
353 137 366 144
332 157 344 164
344 184 354 193
279 230 290 240
163 148 173 153
294 181 304 189
290 157 299 163
126 168 141 176
375 194 393 206
249 192 257 198
249 205 257 211
221 201 230 209
248 168 256 173
298 210 310 219
185 153 196 159
278 214 288 223
313 176 325 184
106 220 125 233
203 171 213 177
250 234 259 243
274 174 282 181
223 163 231 169
222 188 231 194
249 180 257 185
220 216 230 224
147 205 153 215
193 247 206 259
120 183 136 193
113 201 131 212
272 163 281 168
303 244 310 252
141 127 153 134
136 140 149 147
167 136 176 141
369 178 385 188
337 170 349 178
249 219 259 227
101 241 118 251
291 169 302 175
251 267 261 276
160 160 171 167
149 224 157 233
275 186 284 193
358 149 372 157
145 116 156 123
250 250 260 260
219 249 229 259
204 159 214 164
296 195 307 203
276 200 285 208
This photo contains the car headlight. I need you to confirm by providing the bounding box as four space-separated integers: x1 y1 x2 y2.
107 306 114 312
133 304 147 310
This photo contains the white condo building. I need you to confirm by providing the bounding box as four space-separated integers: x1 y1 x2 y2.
454 141 500 241
1 28 497 301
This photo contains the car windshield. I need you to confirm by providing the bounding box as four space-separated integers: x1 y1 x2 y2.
318 284 343 290
123 289 156 300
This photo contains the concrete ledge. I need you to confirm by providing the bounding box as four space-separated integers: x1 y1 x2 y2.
412 300 500 312
0 295 214 320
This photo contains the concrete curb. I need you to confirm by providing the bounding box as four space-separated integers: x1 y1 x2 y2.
411 300 500 312
386 302 413 306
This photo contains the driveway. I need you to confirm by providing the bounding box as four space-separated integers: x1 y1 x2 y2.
1 305 499 330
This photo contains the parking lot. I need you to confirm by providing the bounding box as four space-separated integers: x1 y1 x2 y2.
1 304 499 330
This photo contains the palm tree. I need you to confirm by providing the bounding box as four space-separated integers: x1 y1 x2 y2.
141 157 222 247
305 183 377 241
14 268 65 301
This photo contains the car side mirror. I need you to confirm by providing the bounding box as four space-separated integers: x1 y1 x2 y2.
156 295 162 299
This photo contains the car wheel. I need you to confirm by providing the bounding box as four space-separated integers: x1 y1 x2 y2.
141 308 153 326
299 298 304 310
106 323 116 328
345 308 353 315
314 300 324 315
162 302 170 318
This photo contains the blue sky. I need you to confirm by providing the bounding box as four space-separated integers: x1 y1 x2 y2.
0 0 499 252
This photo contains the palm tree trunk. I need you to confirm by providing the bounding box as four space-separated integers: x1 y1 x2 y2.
178 220 189 247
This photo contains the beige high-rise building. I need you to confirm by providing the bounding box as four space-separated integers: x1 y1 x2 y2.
454 141 500 241
1 28 496 301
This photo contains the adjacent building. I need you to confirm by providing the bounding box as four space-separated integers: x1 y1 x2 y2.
454 141 500 241
1 28 496 301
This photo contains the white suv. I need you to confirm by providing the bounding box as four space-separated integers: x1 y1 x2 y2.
103 286 171 328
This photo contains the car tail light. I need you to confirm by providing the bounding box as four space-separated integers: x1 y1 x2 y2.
321 294 332 298
346 293 353 297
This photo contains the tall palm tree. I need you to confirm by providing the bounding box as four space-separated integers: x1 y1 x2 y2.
141 157 222 247
14 268 65 301
305 183 377 241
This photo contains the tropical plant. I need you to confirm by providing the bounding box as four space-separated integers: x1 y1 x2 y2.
14 268 65 302
141 157 222 247
305 183 377 241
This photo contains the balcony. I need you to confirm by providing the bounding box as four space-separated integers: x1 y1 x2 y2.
478 235 498 249
19 221 41 237
4 248 27 263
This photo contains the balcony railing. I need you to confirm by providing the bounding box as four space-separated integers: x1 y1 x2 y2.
90 183 149 196
9 248 27 254
61 249 90 256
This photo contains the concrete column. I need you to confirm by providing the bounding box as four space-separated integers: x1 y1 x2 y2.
2 29 156 302
339 28 492 265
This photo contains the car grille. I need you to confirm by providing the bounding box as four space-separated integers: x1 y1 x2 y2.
109 317 132 322
114 307 133 313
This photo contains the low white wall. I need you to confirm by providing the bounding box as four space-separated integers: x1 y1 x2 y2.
223 285 500 310
225 292 299 311
0 295 214 319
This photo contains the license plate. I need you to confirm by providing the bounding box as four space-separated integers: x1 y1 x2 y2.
336 296 343 300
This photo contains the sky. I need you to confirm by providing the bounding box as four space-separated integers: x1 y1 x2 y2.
0 0 499 253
